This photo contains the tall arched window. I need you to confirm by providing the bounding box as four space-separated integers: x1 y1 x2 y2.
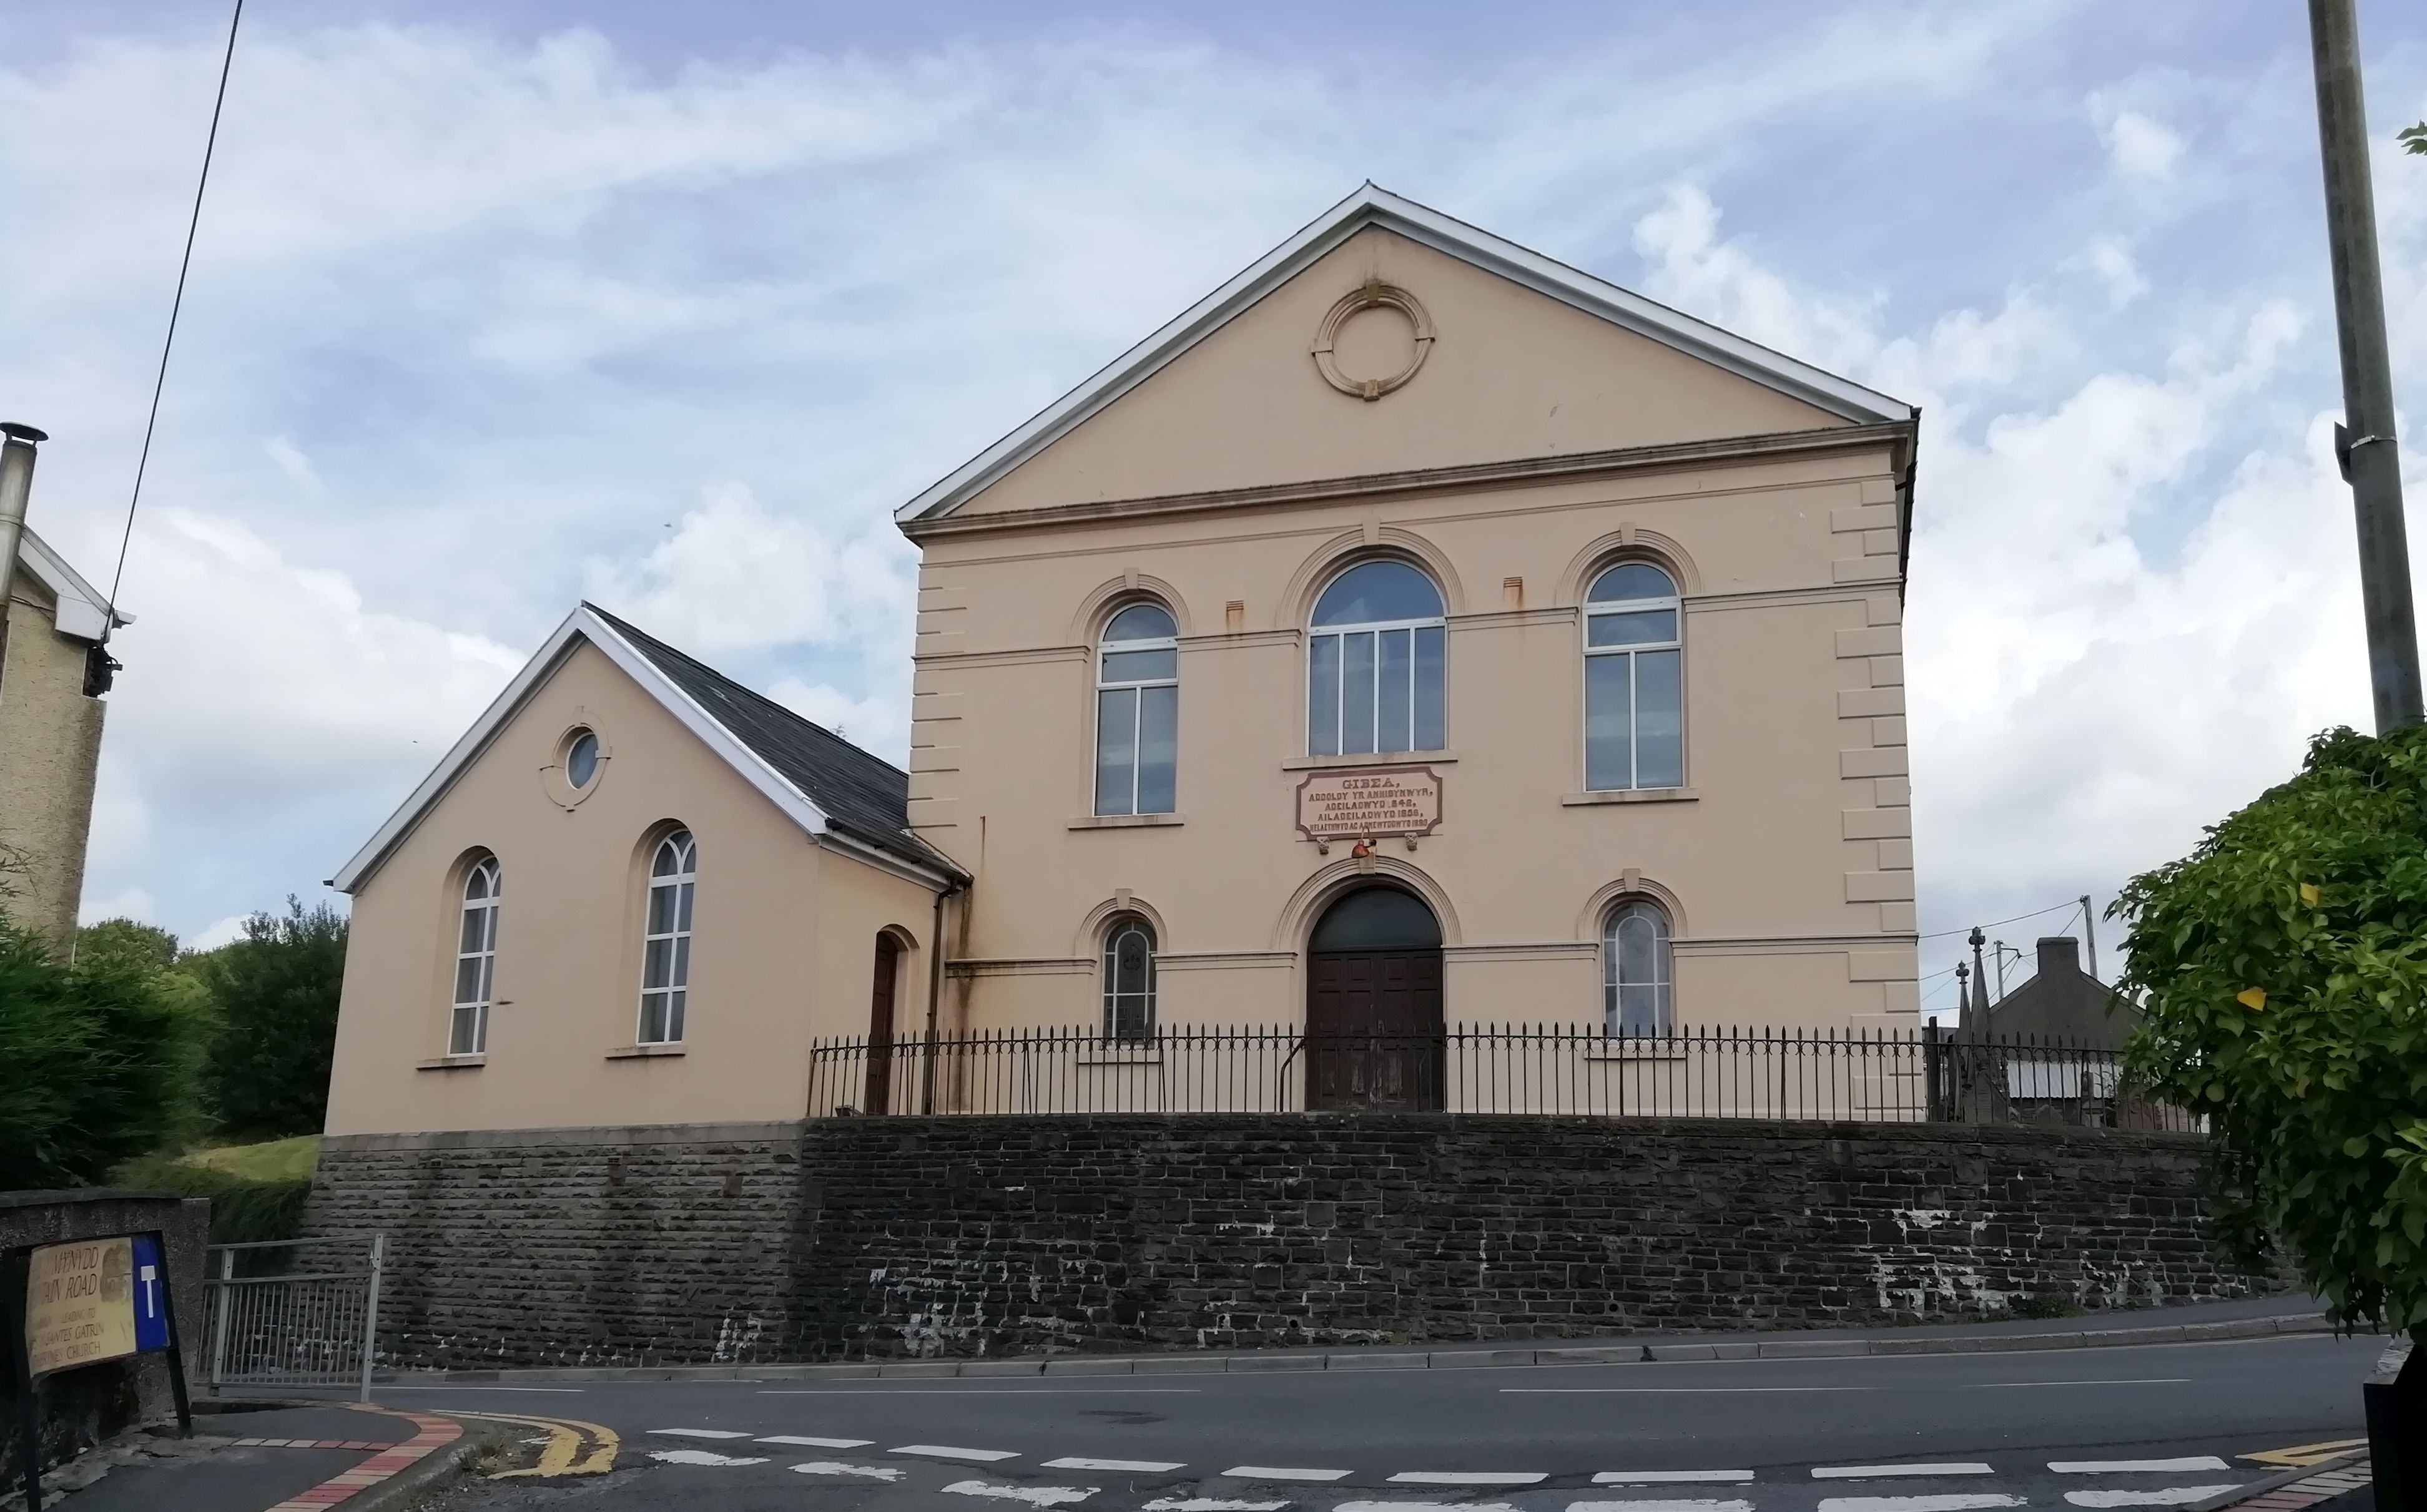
1101 916 1157 1042
638 830 696 1044
1603 898 1673 1037
1584 562 1683 790
450 856 500 1056
1308 561 1445 757
1095 602 1179 815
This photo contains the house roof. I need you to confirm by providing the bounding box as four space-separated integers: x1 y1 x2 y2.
897 182 1915 524
14 528 132 642
330 603 957 894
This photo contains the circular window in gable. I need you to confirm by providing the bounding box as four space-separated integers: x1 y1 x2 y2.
564 729 601 789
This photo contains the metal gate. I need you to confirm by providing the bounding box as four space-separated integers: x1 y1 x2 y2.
202 1234 384 1400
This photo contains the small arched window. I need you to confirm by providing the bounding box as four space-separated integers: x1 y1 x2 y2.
1584 562 1683 790
450 856 501 1056
638 830 697 1045
1309 561 1445 757
1101 916 1157 1042
1095 602 1178 816
1603 898 1673 1037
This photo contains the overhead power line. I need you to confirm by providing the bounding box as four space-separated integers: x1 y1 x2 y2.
1917 897 2084 943
104 0 244 623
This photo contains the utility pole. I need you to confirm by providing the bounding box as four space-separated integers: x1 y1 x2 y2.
2309 0 2422 732
2079 894 2100 983
0 424 47 701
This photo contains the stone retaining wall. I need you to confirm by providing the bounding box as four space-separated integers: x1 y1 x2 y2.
305 1115 2268 1369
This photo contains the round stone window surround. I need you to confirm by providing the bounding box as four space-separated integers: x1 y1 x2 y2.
1311 280 1436 401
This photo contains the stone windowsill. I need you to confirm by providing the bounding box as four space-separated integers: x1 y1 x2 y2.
415 1054 486 1071
1281 751 1457 772
1077 1043 1164 1066
1561 787 1698 806
605 1044 687 1060
1582 1039 1689 1061
1068 813 1186 830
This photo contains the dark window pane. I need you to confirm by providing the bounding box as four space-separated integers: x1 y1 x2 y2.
451 1005 481 1056
1585 654 1634 790
460 907 486 955
1587 563 1678 603
566 732 599 787
1101 647 1176 682
652 841 677 877
1103 603 1176 642
639 993 666 1044
666 989 686 1043
1378 628 1412 754
1588 608 1677 646
1310 886 1442 950
1137 684 1177 813
1312 561 1444 625
1342 632 1376 754
1637 649 1683 788
1095 687 1137 815
1308 636 1341 755
671 935 692 990
644 937 671 990
1414 625 1445 750
676 879 694 933
454 956 483 1005
646 883 675 936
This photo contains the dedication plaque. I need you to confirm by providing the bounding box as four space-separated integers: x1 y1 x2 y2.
1295 765 1443 841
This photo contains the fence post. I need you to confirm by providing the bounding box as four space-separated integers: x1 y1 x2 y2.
207 1247 234 1393
358 1236 384 1403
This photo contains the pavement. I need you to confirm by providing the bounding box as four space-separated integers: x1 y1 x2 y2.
11 1401 477 1512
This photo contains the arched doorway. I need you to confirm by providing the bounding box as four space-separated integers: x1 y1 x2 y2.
865 932 904 1115
1305 886 1444 1111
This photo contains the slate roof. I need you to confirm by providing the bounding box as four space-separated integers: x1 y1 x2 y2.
582 604 944 875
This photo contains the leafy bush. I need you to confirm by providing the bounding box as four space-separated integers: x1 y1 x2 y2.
0 918 215 1189
190 898 348 1141
2115 725 2427 1343
112 1147 313 1246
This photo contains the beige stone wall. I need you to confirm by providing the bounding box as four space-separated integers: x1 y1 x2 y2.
325 641 938 1136
0 582 104 949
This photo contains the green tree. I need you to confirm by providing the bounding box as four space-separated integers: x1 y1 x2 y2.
2402 122 2425 156
0 916 215 1189
77 917 180 975
2114 725 2427 1349
190 897 348 1140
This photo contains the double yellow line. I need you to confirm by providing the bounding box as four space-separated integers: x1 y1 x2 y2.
446 1410 621 1478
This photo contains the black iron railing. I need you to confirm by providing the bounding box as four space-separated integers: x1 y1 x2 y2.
805 1023 2192 1132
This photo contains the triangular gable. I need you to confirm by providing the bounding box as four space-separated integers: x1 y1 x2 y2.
898 184 1910 524
329 606 954 893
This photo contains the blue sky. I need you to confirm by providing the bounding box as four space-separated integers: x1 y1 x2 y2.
4 1 2424 1016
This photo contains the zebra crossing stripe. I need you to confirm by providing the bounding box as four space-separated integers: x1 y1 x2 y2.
791 1461 907 1481
1049 1458 1192 1473
2050 1460 2232 1475
762 1434 877 1448
1813 1466 1997 1480
943 1481 1100 1505
1224 1467 1354 1482
1816 1496 2025 1512
1141 1500 1291 1511
1594 1472 1757 1485
650 1428 755 1440
648 1448 769 1466
1389 1472 1548 1485
1568 1500 1753 1512
2064 1490 2244 1508
898 1445 1023 1462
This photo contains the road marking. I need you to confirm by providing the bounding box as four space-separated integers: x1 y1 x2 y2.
650 1428 755 1440
1389 1472 1548 1486
2064 1488 2244 1507
1142 1500 1292 1511
450 1411 619 1478
1817 1498 2025 1512
1568 1500 1753 1512
2051 1460 2232 1475
1336 1503 1516 1512
1813 1465 1997 1480
1224 1467 1354 1483
649 1448 770 1466
1048 1458 1191 1473
387 1385 588 1393
762 1434 879 1448
897 1444 1024 1462
764 1388 1203 1395
1507 1387 1873 1394
943 1481 1100 1505
2242 1440 2368 1468
792 1461 908 1481
1964 1379 2189 1390
1593 1473 1757 1485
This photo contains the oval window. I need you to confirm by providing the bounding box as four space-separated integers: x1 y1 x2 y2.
565 730 601 788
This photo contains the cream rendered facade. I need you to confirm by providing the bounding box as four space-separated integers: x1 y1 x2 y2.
1 529 123 949
900 192 1921 1038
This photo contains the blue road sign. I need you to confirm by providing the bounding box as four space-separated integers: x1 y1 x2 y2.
129 1234 169 1354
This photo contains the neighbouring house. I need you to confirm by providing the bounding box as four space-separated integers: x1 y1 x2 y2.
0 527 127 948
323 184 1924 1134
1986 936 2134 1049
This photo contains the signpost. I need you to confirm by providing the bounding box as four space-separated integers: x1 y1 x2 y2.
6 1234 190 1512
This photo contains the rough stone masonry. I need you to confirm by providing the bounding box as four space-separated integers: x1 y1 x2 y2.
303 1114 2270 1370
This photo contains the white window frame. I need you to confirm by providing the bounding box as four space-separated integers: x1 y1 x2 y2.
638 830 696 1045
1602 898 1674 1038
1306 565 1447 757
1582 563 1684 792
1100 915 1158 1042
1094 605 1179 816
450 855 500 1056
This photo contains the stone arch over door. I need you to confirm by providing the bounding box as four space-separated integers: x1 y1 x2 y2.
1304 885 1444 1112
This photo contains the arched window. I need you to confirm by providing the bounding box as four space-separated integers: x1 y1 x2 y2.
638 830 696 1044
1308 561 1445 757
450 856 500 1056
1101 916 1157 1042
1095 602 1178 816
1584 562 1683 790
1603 898 1673 1037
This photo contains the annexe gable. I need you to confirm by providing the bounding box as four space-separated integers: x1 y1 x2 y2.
906 185 1909 526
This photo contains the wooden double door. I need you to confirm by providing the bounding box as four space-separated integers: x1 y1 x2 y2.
1305 886 1445 1111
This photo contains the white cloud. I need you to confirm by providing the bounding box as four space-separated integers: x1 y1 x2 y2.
79 886 155 926
767 678 908 763
2084 237 2150 307
188 915 248 951
2101 109 2184 179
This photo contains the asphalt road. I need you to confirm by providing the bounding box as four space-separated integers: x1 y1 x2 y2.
413 1331 2378 1511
